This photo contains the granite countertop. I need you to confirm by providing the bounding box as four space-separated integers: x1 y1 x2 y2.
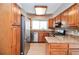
45 35 79 43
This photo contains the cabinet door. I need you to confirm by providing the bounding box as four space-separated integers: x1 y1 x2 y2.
12 4 21 26
0 4 12 54
38 32 43 43
48 19 53 28
76 4 79 27
61 11 68 26
55 15 61 20
68 4 77 27
68 6 74 26
54 15 61 24
69 43 79 55
43 32 49 42
73 4 78 27
11 26 21 55
38 32 48 43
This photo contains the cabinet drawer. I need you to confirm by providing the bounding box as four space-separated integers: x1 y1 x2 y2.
50 49 68 52
69 43 79 48
50 44 68 49
69 49 79 55
50 49 68 55
50 51 67 55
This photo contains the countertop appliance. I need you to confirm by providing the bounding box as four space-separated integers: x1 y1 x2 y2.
54 20 66 35
55 28 66 35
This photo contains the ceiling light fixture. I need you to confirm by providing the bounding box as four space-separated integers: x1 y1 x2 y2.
34 6 47 15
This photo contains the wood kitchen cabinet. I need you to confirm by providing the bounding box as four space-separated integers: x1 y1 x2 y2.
47 43 79 55
48 19 53 28
0 4 12 54
11 26 21 55
57 4 78 27
55 15 61 20
52 4 79 27
48 15 61 28
68 4 77 27
12 4 21 25
50 49 68 55
61 10 68 25
38 32 49 43
69 44 79 55
48 17 56 28
54 15 61 23
11 4 21 55
0 4 21 54
47 43 69 55
69 49 79 55
76 4 79 27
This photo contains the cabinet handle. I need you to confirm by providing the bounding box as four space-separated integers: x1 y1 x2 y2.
12 24 20 26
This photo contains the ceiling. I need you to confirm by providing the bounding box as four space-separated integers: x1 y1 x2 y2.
20 3 74 18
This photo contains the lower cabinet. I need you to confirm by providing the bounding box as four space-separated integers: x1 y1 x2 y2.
47 43 69 55
69 49 79 55
50 49 68 55
47 43 79 55
38 32 49 43
11 26 21 55
69 43 79 55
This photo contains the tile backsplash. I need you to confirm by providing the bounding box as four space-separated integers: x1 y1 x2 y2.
66 29 79 36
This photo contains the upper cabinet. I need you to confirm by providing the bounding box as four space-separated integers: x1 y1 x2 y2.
48 18 53 28
76 4 79 27
68 4 77 27
12 4 21 26
55 15 61 21
61 10 68 25
48 15 61 28
50 4 79 27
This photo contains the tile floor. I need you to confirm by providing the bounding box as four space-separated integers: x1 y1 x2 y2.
27 43 47 55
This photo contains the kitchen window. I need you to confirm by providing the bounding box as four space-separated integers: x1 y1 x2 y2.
32 20 48 30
